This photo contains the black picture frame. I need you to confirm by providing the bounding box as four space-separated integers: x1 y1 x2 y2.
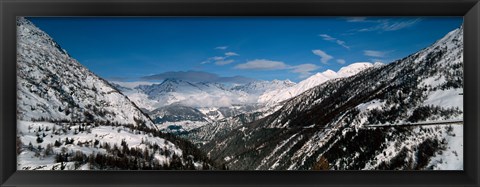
1 0 479 186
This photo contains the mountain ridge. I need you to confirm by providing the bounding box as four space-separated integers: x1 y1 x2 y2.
258 62 378 105
201 26 463 170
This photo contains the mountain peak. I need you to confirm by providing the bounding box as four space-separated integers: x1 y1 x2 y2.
337 62 374 77
323 69 337 76
284 79 295 85
271 79 296 85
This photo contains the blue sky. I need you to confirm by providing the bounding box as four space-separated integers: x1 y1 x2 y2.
28 17 463 83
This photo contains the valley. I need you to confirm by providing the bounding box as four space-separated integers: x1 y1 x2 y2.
17 17 464 170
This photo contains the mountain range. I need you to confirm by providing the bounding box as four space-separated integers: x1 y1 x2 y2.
16 16 463 171
112 62 378 133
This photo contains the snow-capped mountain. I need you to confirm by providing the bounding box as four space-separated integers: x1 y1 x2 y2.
202 26 463 170
231 79 296 95
258 62 377 104
129 79 296 109
113 78 295 127
129 79 248 109
114 63 380 129
16 17 216 170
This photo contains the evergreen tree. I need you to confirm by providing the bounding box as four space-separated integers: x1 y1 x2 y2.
36 136 43 143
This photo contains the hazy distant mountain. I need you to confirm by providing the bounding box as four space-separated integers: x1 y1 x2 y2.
141 71 256 84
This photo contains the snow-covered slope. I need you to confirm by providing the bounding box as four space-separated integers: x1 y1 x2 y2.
17 18 155 130
259 62 377 104
203 25 463 170
184 103 284 145
16 17 216 170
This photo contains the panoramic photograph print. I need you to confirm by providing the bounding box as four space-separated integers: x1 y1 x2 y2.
16 17 463 170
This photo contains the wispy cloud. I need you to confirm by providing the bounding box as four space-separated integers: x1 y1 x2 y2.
291 63 320 78
336 59 346 64
235 59 320 78
319 34 336 41
225 52 239 56
235 59 288 70
312 49 334 64
212 56 226 61
381 19 422 31
202 50 239 66
363 50 390 58
215 59 235 65
215 46 228 50
355 18 422 32
202 56 235 65
319 34 350 49
371 59 385 63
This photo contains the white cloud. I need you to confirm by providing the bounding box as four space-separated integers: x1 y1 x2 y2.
178 95 237 108
382 19 421 31
225 52 239 56
291 64 320 78
235 59 320 78
235 59 288 70
215 59 235 65
357 18 422 32
212 56 226 61
336 59 346 64
364 50 389 58
215 46 228 50
319 34 336 41
203 57 235 65
319 34 350 49
336 40 349 49
202 51 239 65
312 49 334 64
